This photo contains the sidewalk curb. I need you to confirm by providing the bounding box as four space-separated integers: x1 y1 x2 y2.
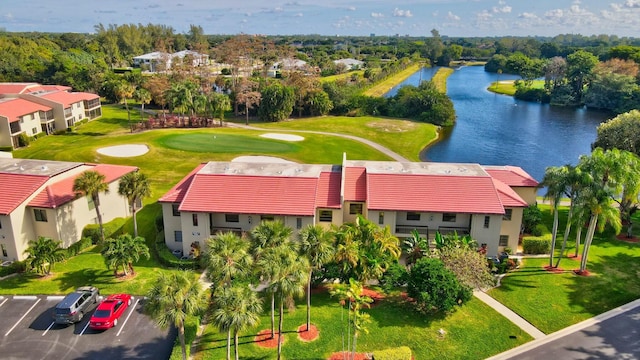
485 297 640 359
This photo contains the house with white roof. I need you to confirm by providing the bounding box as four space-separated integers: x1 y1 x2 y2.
133 50 209 72
0 158 137 261
0 83 101 149
334 58 364 70
159 156 538 258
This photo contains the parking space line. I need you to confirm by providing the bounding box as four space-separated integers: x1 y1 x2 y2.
42 321 55 336
14 295 38 300
116 297 139 337
5 298 41 337
0 298 8 308
79 320 91 336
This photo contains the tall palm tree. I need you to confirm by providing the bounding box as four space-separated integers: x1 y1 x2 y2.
118 171 151 237
101 234 150 276
134 88 152 122
204 232 253 290
212 285 263 360
555 165 587 268
23 236 66 275
258 245 309 360
145 271 207 360
114 80 136 132
542 166 569 268
298 224 335 331
208 92 232 126
250 219 295 337
73 170 109 243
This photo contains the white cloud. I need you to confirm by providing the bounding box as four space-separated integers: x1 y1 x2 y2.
544 9 564 18
392 8 413 17
346 6 356 11
476 9 493 21
493 6 512 13
518 12 538 19
4 12 13 20
447 11 461 21
624 0 640 7
371 12 384 18
294 12 303 17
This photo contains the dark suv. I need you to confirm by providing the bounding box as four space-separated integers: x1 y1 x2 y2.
53 286 100 324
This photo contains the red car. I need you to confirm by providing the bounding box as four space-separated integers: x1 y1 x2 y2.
89 294 132 330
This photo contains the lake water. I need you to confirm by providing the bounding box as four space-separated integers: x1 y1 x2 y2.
388 65 611 184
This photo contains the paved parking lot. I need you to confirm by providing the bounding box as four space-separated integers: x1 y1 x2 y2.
0 295 175 360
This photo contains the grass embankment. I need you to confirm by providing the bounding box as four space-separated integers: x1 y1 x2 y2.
195 292 531 360
489 205 640 334
432 67 455 93
363 63 422 97
488 79 545 96
320 70 365 83
257 116 438 162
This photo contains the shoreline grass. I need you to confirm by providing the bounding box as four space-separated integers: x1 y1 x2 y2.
363 63 422 97
432 67 455 93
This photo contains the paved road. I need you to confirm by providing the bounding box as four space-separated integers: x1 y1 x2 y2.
490 299 640 360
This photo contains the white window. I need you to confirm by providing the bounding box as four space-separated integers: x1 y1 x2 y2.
499 235 509 247
34 209 48 222
484 216 490 228
503 209 512 221
319 210 332 222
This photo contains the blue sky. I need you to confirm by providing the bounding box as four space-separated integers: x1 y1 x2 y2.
2 0 640 37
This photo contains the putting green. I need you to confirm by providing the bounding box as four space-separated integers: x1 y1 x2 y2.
156 133 300 153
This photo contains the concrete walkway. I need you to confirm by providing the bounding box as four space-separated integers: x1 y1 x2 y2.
473 290 546 340
225 122 410 162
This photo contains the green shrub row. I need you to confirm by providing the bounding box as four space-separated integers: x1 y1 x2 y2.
155 232 198 270
66 237 94 257
531 223 550 237
0 147 13 152
0 261 26 278
373 346 413 360
82 218 127 243
522 236 552 254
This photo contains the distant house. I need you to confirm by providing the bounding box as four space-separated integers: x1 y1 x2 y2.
334 58 364 70
133 50 209 73
0 158 137 261
0 83 101 149
159 156 538 258
268 58 309 77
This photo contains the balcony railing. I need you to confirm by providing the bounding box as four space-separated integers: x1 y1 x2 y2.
437 226 470 236
395 225 429 237
64 108 73 118
210 226 244 237
9 122 21 134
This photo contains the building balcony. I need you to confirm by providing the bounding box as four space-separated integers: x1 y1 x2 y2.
210 226 245 237
395 225 429 237
9 122 22 135
437 226 470 236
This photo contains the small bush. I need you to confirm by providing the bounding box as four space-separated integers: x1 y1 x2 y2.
0 260 26 277
532 223 549 237
155 232 197 269
66 237 94 256
523 204 543 233
407 258 472 314
522 237 552 254
82 218 127 243
379 262 408 291
373 346 413 360
18 133 30 147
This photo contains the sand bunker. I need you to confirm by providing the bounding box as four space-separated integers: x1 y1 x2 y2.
97 144 149 157
232 156 295 163
260 133 304 141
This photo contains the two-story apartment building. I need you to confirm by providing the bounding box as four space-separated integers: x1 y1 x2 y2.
159 157 538 258
0 158 137 261
0 83 102 149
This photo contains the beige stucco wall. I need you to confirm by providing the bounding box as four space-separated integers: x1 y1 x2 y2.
20 112 44 137
343 201 367 223
0 116 13 148
316 208 343 228
514 187 538 205
469 214 503 256
499 207 524 253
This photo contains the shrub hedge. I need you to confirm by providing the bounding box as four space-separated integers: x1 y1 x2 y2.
155 232 198 270
522 237 552 254
373 346 413 360
66 237 94 257
0 261 26 278
82 217 127 243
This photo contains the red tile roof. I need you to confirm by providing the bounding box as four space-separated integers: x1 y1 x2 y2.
24 85 71 93
29 164 137 209
40 91 98 108
366 173 505 214
315 171 342 208
0 83 39 94
484 166 539 187
0 173 48 215
159 164 207 203
343 166 366 201
179 174 319 216
0 98 52 123
492 179 529 207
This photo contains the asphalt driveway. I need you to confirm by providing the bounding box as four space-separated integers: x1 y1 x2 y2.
0 295 175 360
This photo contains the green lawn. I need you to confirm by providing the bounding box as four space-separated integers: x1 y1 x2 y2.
0 245 190 295
320 70 365 83
195 292 532 360
489 207 640 334
432 67 455 93
256 116 438 162
488 79 545 96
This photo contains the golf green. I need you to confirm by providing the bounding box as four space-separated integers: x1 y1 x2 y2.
156 133 300 153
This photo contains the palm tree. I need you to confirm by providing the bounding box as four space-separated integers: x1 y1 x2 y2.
554 165 587 268
114 80 136 132
251 220 294 339
134 88 152 122
542 166 569 268
298 224 335 331
208 92 232 126
212 285 263 360
258 245 309 360
73 170 109 243
101 234 150 276
24 236 66 275
330 278 373 360
403 229 430 266
204 232 253 290
145 271 207 360
118 171 151 237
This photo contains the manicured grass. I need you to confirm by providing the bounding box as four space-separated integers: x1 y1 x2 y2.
256 116 438 162
489 206 640 334
195 292 532 360
0 245 190 296
431 67 455 93
488 80 545 96
320 70 365 83
157 133 301 153
363 63 422 97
